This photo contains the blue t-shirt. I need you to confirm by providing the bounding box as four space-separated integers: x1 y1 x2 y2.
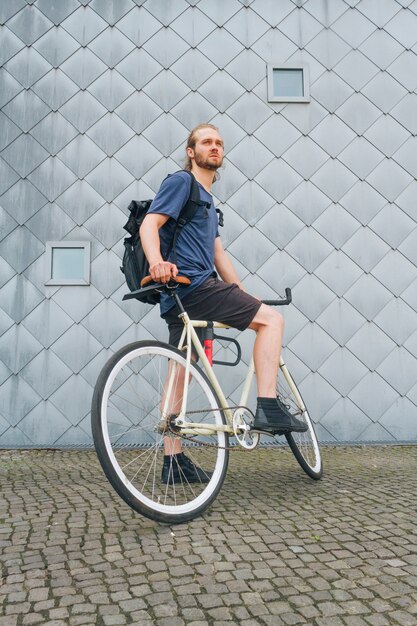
147 171 220 315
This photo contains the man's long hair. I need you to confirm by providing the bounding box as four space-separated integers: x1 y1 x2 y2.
184 123 222 179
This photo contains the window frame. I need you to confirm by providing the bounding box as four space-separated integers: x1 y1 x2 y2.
267 64 310 103
45 241 91 286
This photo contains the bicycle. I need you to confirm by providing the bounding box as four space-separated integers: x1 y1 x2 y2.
91 278 322 524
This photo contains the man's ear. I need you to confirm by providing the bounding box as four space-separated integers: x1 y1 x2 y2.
186 147 194 159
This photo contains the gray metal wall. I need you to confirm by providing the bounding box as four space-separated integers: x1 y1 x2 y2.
1 0 417 447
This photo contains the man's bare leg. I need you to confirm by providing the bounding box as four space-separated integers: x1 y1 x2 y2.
161 357 212 484
248 304 284 397
249 304 308 433
161 360 185 455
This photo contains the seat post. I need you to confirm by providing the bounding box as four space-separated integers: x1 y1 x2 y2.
172 291 185 314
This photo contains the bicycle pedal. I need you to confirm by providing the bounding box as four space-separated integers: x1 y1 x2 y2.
250 428 276 437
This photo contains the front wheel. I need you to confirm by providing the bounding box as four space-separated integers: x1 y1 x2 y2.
91 341 229 523
278 362 323 480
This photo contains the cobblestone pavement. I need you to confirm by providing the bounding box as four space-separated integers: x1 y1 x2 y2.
0 446 416 626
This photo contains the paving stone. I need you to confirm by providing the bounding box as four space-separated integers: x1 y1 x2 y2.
153 603 179 618
248 604 270 617
269 601 293 615
181 608 206 621
118 599 146 612
22 615 45 625
101 616 126 626
207 607 234 620
388 611 417 626
366 615 390 626
314 618 344 626
5 602 30 615
299 605 320 619
343 618 368 626
71 604 96 614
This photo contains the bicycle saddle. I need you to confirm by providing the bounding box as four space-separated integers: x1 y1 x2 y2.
140 275 191 287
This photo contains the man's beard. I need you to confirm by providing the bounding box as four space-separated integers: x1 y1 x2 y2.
194 151 223 171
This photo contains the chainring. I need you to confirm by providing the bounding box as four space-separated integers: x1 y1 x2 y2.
232 408 259 450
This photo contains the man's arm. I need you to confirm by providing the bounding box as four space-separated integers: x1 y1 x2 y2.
140 214 178 283
214 237 244 290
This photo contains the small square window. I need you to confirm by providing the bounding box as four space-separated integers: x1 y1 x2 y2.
267 64 310 103
45 242 90 286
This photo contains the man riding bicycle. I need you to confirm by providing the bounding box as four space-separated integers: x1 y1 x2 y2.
140 123 307 484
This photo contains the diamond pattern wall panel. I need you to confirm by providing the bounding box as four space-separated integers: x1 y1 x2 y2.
0 111 21 152
31 112 79 156
0 26 26 66
32 69 79 112
7 5 53 47
1 0 416 447
5 47 51 89
1 134 49 178
33 25 80 67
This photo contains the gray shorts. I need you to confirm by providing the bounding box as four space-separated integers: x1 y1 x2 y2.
162 277 262 351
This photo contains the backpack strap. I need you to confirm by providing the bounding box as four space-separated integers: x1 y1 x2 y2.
165 170 224 267
167 171 208 266
176 171 208 227
216 208 224 227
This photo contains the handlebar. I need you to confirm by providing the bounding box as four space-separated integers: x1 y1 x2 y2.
124 283 293 306
261 287 292 306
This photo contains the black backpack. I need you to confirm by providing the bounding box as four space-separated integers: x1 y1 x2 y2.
121 171 212 305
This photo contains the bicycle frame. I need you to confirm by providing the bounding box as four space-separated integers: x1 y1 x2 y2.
162 309 306 438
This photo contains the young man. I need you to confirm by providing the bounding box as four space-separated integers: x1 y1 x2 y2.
140 123 307 483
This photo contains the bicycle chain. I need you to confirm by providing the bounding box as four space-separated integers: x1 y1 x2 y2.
166 405 259 451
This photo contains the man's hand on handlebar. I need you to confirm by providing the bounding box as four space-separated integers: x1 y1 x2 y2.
149 261 178 284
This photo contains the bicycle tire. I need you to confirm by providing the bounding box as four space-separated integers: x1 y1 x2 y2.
278 363 323 480
91 341 229 524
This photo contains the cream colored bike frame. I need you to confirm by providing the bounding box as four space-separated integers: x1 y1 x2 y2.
161 310 306 437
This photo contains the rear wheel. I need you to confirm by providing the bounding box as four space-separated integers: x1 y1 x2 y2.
91 341 229 523
277 362 322 480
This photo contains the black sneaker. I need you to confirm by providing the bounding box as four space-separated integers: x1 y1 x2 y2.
252 397 308 435
161 453 212 485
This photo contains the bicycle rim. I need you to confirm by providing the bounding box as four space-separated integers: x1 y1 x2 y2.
92 341 229 523
278 364 323 480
